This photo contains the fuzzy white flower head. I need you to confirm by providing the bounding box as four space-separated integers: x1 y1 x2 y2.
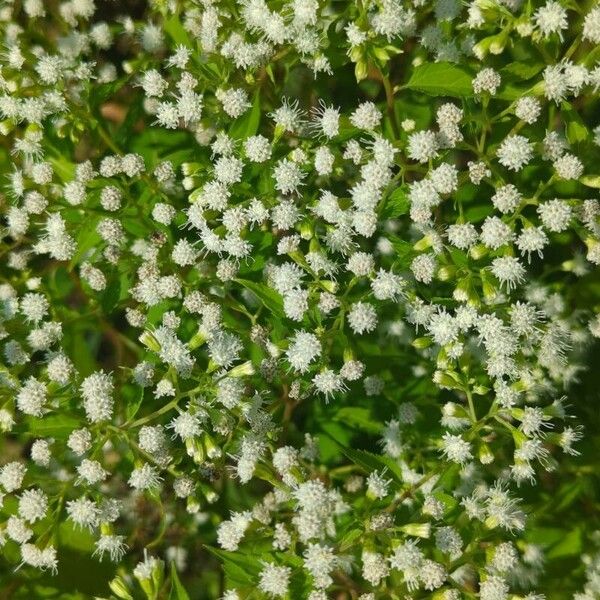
286 330 321 373
496 135 533 171
258 562 291 597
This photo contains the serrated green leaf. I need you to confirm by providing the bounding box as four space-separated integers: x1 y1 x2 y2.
501 62 544 81
334 407 383 434
204 546 260 587
69 217 101 270
381 186 410 219
405 62 473 97
235 279 284 318
230 92 261 140
20 415 83 439
562 101 588 144
339 446 403 484
338 528 363 551
388 235 414 265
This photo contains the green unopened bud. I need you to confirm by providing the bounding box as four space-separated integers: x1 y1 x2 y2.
355 60 368 82
151 560 164 588
413 236 432 252
481 277 497 301
186 438 204 463
309 237 321 253
372 46 390 62
320 279 337 293
227 360 255 377
437 265 455 281
199 483 219 504
189 329 207 350
479 443 494 464
412 336 432 349
399 522 431 538
109 576 134 600
300 221 313 240
0 120 14 135
139 331 160 352
187 496 201 513
122 60 135 74
470 244 488 260
203 433 222 459
181 162 200 176
433 370 462 390
473 385 490 395
349 46 363 63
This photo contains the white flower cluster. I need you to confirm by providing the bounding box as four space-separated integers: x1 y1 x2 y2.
0 0 599 598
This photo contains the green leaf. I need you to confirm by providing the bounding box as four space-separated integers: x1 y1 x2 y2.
164 14 191 47
562 101 588 144
204 546 260 587
169 562 190 600
580 175 600 189
338 528 363 552
501 62 544 81
405 62 473 97
230 92 261 140
339 446 403 484
90 77 128 107
20 415 82 439
464 204 493 223
388 235 415 266
49 265 75 299
381 186 410 219
546 528 582 559
69 216 101 270
334 407 383 434
126 388 145 421
235 279 284 318
101 277 121 313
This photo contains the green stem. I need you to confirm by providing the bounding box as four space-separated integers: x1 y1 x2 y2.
466 387 477 422
381 71 400 139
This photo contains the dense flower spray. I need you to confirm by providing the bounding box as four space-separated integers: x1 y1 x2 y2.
0 0 600 598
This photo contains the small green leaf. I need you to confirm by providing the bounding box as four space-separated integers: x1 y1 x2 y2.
381 186 410 219
339 446 403 484
164 14 191 47
169 562 190 600
334 407 383 434
230 92 261 140
501 62 544 81
204 546 260 587
235 279 284 318
464 204 493 223
546 528 582 559
338 528 363 551
101 277 121 313
562 101 588 144
580 175 600 188
388 235 415 266
405 62 474 97
69 217 101 270
126 389 145 421
20 415 82 439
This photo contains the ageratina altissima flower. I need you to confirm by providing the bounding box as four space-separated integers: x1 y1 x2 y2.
0 0 598 597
